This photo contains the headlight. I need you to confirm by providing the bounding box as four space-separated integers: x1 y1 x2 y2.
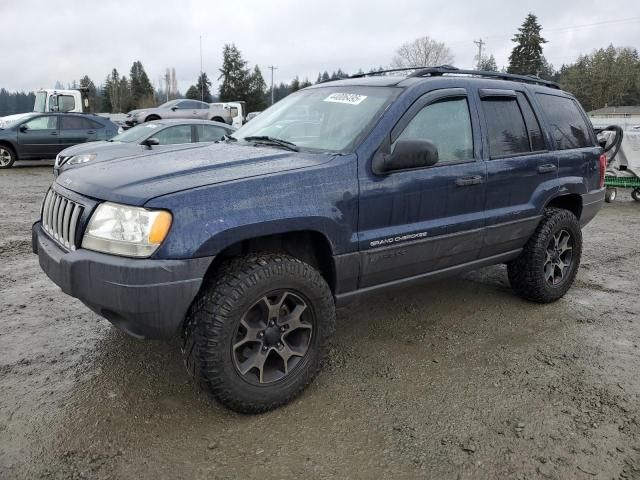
82 202 172 257
68 153 97 165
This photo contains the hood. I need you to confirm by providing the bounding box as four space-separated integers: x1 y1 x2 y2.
127 109 150 116
56 143 335 206
0 113 31 128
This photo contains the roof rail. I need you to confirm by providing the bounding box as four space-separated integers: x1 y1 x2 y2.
349 65 560 89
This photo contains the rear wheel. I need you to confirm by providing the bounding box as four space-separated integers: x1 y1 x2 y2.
507 208 582 303
210 116 225 123
182 253 335 413
605 188 617 203
632 188 640 202
0 145 16 169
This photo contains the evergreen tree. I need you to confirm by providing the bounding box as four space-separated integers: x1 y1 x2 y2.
196 72 213 102
185 85 200 100
129 61 154 108
478 54 498 72
316 72 322 84
218 44 251 101
300 78 313 89
246 65 267 112
79 75 99 112
290 76 301 92
321 71 330 82
508 13 547 75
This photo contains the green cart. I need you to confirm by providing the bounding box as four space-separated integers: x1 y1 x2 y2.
605 175 640 203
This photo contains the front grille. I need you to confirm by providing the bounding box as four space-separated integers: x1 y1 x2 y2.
41 189 84 250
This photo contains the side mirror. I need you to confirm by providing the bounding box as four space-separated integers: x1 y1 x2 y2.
19 125 28 132
171 106 179 111
141 137 160 148
373 139 439 174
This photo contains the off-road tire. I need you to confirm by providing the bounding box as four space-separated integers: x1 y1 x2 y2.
507 208 582 303
605 188 617 203
181 253 335 413
0 145 16 169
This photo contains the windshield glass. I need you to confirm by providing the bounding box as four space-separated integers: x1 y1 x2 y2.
158 100 179 109
34 92 47 113
233 86 399 152
110 123 161 143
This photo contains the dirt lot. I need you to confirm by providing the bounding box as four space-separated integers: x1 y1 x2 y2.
1 161 639 480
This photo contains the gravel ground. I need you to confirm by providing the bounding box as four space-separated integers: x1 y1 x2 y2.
1 161 639 480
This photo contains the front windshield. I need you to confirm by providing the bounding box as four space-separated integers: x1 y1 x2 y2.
157 100 179 109
233 86 399 152
34 92 46 113
110 123 161 143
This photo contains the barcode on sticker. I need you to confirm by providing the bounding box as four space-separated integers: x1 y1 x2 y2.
324 93 367 105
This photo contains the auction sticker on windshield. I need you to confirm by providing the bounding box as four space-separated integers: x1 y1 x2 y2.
324 93 368 105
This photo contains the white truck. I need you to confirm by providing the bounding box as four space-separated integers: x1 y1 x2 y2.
210 101 246 129
0 88 90 127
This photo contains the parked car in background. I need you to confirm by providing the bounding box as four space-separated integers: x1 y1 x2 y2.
54 119 234 176
125 100 232 128
210 101 246 128
0 113 118 169
245 111 261 122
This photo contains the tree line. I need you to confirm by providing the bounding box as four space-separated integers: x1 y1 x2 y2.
1 20 638 117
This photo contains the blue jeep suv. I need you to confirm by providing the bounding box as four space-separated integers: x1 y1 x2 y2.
32 67 606 413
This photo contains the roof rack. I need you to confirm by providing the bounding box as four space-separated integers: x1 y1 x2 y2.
349 65 560 89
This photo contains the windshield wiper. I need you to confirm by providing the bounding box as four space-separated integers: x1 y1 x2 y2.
243 136 299 152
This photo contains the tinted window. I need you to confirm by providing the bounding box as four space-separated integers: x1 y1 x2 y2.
179 101 200 109
481 97 530 158
23 116 57 130
394 97 473 163
536 94 593 150
196 125 226 142
516 92 546 151
154 125 192 145
60 116 94 130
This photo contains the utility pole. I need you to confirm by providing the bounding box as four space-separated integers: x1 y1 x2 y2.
473 39 485 69
268 65 278 105
200 35 204 102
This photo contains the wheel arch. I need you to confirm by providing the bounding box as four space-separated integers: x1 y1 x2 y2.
202 230 337 293
210 116 225 123
544 193 583 220
0 140 18 159
144 114 161 122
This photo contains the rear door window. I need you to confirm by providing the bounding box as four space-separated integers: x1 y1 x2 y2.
154 125 193 145
196 125 226 142
481 97 530 158
60 116 94 130
516 92 546 151
536 94 594 150
23 116 58 130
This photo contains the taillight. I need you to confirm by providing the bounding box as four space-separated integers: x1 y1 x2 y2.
598 153 607 188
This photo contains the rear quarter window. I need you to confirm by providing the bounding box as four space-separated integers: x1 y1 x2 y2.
536 94 594 150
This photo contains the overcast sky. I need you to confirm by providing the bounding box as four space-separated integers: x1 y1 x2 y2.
1 0 639 94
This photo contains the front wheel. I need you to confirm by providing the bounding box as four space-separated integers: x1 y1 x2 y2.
182 253 335 413
0 146 16 169
632 188 640 202
507 208 582 303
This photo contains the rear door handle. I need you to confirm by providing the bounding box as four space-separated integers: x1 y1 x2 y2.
87 130 95 134
49 131 58 136
455 175 483 187
537 164 557 174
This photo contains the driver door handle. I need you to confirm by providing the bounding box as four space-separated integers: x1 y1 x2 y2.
455 175 483 187
87 130 95 134
49 131 58 136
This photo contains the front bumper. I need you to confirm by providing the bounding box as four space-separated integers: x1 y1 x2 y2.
32 222 213 339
